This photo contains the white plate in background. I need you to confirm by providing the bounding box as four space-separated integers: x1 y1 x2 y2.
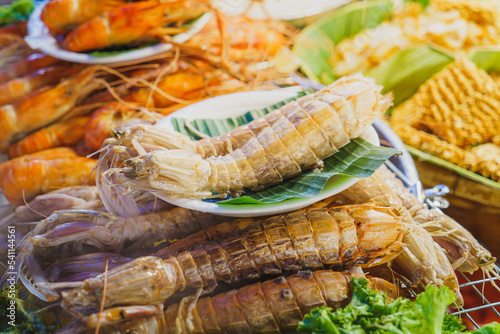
155 89 379 217
211 0 352 20
25 0 212 65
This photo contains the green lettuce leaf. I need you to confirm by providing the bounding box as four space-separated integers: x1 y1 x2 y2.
443 312 467 334
472 323 500 334
416 285 456 334
297 278 495 334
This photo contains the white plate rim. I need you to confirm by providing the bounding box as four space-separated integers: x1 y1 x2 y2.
211 0 353 21
25 0 212 65
154 89 380 217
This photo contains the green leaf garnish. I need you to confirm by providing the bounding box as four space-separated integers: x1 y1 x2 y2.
298 277 500 334
292 0 393 84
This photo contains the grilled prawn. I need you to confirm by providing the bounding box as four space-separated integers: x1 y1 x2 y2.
98 74 392 215
0 148 97 206
0 66 101 152
8 116 89 157
63 0 209 52
58 203 406 319
41 0 127 35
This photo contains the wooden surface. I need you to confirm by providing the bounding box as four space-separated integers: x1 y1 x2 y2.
414 159 500 259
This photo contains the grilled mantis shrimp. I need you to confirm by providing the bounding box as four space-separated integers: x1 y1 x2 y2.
98 74 391 215
0 186 101 232
84 271 398 332
55 203 407 320
28 207 226 254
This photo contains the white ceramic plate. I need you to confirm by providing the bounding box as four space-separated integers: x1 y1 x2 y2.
211 0 352 20
154 89 380 217
25 0 212 65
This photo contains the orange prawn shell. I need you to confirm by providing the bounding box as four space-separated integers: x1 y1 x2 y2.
0 147 77 177
0 66 98 152
0 22 28 37
0 53 62 85
125 71 208 109
1 156 97 206
8 116 89 158
63 1 176 52
0 65 80 106
84 102 156 151
41 0 127 35
187 16 290 61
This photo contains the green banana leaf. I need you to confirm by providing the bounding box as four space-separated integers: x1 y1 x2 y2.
292 0 393 84
171 90 313 138
469 48 500 73
367 45 454 107
407 146 500 191
218 138 397 204
171 91 398 205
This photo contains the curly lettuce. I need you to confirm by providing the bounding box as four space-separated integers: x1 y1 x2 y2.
298 278 500 334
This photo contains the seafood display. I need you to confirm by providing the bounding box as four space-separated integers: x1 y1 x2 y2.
0 0 498 333
390 59 500 183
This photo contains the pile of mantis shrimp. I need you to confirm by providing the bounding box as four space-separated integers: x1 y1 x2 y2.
0 1 498 333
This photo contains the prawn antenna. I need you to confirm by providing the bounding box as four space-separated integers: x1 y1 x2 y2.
145 46 181 108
